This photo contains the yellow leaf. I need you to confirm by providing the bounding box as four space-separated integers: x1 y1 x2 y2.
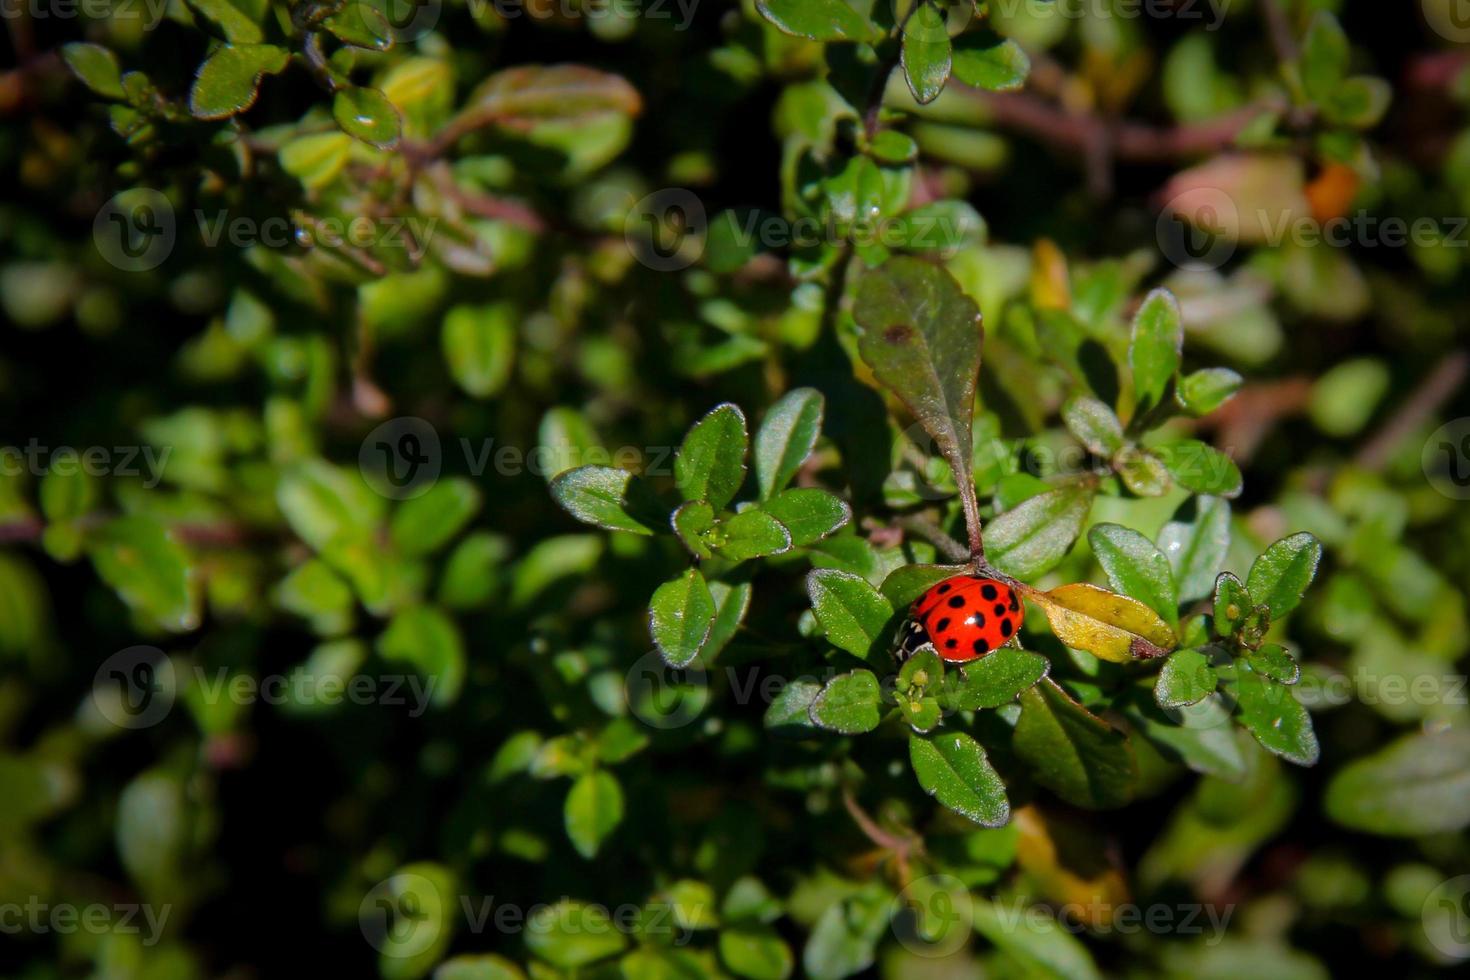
1035 583 1176 662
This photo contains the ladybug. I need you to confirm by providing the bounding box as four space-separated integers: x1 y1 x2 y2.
895 576 1022 664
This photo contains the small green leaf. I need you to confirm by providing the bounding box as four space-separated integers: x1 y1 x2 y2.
391 478 481 556
1301 11 1349 102
709 510 792 561
1213 572 1251 636
1248 643 1300 685
672 501 715 558
1155 648 1217 709
376 606 466 706
185 0 266 44
1088 523 1178 628
61 43 125 99
705 579 752 660
324 3 394 51
901 3 952 105
334 86 402 148
909 731 1010 827
1116 449 1173 497
986 486 1092 580
938 647 1050 710
189 44 290 120
649 567 716 668
868 130 917 164
1128 288 1183 417
1325 730 1470 836
951 32 1030 92
279 132 354 189
754 388 824 499
40 469 98 523
525 902 627 969
551 466 666 536
806 569 894 660
755 0 877 41
719 923 794 980
1158 496 1231 604
1246 532 1323 620
764 679 823 737
1228 660 1318 765
675 403 749 509
760 489 850 547
1177 367 1242 416
87 516 199 632
565 770 623 859
273 559 354 636
1153 439 1242 498
1013 679 1136 809
880 564 967 608
1062 397 1124 457
809 670 883 734
442 302 516 398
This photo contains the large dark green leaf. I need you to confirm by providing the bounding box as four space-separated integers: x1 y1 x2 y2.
809 670 883 734
806 569 894 660
1013 679 1136 809
1227 660 1319 766
755 0 878 41
189 44 290 120
909 731 1010 826
551 466 666 535
649 568 716 667
1088 523 1178 628
1325 730 1470 836
87 516 199 632
986 486 1092 579
675 403 749 509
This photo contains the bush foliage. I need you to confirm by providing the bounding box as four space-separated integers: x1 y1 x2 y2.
3 0 1470 977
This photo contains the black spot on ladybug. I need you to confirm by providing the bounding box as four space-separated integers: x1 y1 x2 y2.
937 583 951 594
993 603 1006 616
968 612 986 627
981 584 998 600
973 638 990 655
1001 618 1014 638
936 617 951 631
1009 595 1019 612
945 638 958 650
948 595 965 609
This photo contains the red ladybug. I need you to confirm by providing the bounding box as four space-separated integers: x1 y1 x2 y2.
896 576 1022 664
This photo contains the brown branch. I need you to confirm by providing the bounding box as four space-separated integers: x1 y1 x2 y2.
891 515 970 565
1356 351 1470 471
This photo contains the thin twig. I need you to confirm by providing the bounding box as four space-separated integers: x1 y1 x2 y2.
892 515 970 565
1356 352 1469 471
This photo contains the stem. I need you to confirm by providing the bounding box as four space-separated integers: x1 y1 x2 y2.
1356 351 1469 472
893 515 970 565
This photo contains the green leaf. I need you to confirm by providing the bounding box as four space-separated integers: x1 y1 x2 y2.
1246 532 1323 620
755 0 877 41
649 567 716 667
1013 679 1136 809
1177 367 1243 416
806 569 894 660
525 901 628 969
675 403 748 509
551 466 666 536
1158 496 1231 604
1301 11 1349 102
61 43 125 99
986 485 1092 580
760 489 850 547
808 670 883 734
1153 439 1242 498
719 923 794 980
377 606 466 705
391 478 481 556
880 564 967 608
442 302 516 398
709 509 793 561
324 3 393 51
1088 523 1178 628
279 132 353 190
950 32 1031 92
1228 660 1319 766
334 86 402 148
1128 288 1183 417
276 460 384 553
938 647 1050 710
87 516 199 632
438 532 510 609
868 130 917 164
901 3 952 105
1247 643 1300 685
909 731 1010 826
1116 448 1173 497
273 558 354 636
185 0 265 44
189 44 290 120
764 680 824 737
40 468 98 523
971 899 1101 980
754 388 824 499
853 257 983 534
454 64 641 134
1124 694 1245 782
705 579 753 660
1062 396 1124 457
565 770 623 859
1155 648 1218 708
435 954 527 980
1325 730 1470 836
672 501 715 558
